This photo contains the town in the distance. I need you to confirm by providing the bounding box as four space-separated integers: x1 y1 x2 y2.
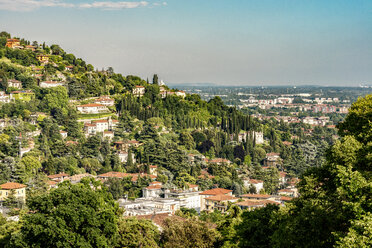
0 32 371 247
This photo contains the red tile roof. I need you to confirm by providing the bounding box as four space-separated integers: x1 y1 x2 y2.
47 173 69 179
0 182 26 190
200 188 232 195
280 196 293 201
78 103 105 108
240 194 272 199
47 180 57 185
205 195 237 201
249 179 263 184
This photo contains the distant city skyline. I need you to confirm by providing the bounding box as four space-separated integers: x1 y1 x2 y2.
0 0 371 86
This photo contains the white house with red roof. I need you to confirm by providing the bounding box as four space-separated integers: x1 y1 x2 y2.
132 86 145 97
94 96 115 106
175 90 186 98
244 179 264 193
7 79 22 89
77 103 108 114
199 188 233 211
142 181 163 199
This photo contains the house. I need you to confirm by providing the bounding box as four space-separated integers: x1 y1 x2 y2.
25 45 37 51
84 123 97 135
9 90 35 101
119 198 180 216
103 131 114 140
94 96 115 106
236 199 279 211
149 165 158 176
142 181 163 199
159 89 167 98
47 180 58 189
253 131 264 144
0 182 26 202
240 194 277 201
36 54 49 63
77 103 108 114
264 152 282 167
117 151 136 163
92 118 118 132
243 179 264 193
278 188 298 197
7 79 22 89
68 173 95 184
47 173 69 182
65 66 74 72
39 81 65 88
132 86 145 97
279 171 288 185
114 140 142 152
204 194 238 213
175 91 186 98
59 130 68 139
207 158 232 165
5 39 20 48
84 119 118 136
0 91 10 103
199 188 233 211
164 187 202 211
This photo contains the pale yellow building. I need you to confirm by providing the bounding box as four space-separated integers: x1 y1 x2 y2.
0 182 27 202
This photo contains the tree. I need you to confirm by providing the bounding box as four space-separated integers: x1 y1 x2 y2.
179 131 195 150
235 204 280 248
0 214 21 247
160 218 218 248
15 179 119 248
270 94 372 247
152 74 159 85
116 217 160 248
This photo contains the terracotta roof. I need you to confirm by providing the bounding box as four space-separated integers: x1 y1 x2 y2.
278 188 295 193
98 172 130 178
47 173 69 179
47 180 57 185
149 165 158 168
237 199 280 207
280 196 293 201
236 200 266 207
66 140 78 145
205 195 238 201
279 171 287 177
77 103 105 108
200 188 232 195
188 184 198 188
146 185 162 190
0 182 26 190
135 85 145 88
249 179 263 184
240 194 272 199
208 158 230 163
266 152 280 157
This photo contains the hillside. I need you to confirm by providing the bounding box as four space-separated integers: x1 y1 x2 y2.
0 31 371 248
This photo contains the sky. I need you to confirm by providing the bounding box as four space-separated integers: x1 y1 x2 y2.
0 0 371 86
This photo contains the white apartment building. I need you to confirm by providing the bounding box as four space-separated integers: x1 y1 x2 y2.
77 103 108 114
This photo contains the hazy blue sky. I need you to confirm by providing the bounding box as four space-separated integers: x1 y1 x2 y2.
0 0 371 86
